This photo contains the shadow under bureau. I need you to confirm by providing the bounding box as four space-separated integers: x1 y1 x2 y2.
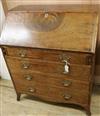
0 5 98 116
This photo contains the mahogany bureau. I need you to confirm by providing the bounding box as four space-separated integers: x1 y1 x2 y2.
0 5 98 116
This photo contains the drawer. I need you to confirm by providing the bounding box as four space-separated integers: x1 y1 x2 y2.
6 56 91 80
12 72 90 91
15 82 89 105
2 46 93 65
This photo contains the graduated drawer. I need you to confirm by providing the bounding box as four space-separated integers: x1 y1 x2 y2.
2 46 93 65
15 82 89 105
6 56 91 81
11 71 90 91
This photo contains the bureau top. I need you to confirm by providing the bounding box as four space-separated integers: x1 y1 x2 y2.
0 5 98 53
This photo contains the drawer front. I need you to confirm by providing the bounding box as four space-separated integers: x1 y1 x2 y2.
3 46 92 65
11 72 90 90
15 82 89 105
6 56 91 81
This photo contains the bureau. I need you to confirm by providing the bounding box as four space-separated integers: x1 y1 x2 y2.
0 5 98 116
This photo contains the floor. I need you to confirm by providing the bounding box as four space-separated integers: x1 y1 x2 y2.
0 79 100 116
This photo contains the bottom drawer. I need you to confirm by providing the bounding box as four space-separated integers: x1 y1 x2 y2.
15 83 89 106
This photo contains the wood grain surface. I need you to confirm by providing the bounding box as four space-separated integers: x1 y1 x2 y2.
0 8 98 53
0 5 98 115
5 56 92 80
1 0 100 79
0 79 100 116
2 46 92 65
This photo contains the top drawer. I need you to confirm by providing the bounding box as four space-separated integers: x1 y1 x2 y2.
2 46 93 65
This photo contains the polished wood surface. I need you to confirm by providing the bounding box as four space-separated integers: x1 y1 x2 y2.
0 5 98 116
1 0 100 80
15 82 89 105
0 7 98 53
1 79 100 116
5 56 91 81
10 71 90 87
9 5 99 12
2 46 92 65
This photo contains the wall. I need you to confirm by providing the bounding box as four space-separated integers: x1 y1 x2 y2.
0 0 11 79
0 0 5 33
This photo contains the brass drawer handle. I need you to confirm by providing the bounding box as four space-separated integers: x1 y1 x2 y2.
64 94 72 100
22 63 30 69
62 80 72 87
28 88 36 93
59 54 70 61
25 75 33 81
62 60 70 74
44 12 57 19
19 50 27 58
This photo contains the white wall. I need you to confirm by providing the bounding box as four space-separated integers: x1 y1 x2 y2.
0 0 11 80
0 0 5 33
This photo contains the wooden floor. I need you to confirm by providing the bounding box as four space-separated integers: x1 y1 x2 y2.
0 79 100 116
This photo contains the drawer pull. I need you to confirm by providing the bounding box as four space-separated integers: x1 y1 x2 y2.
59 54 70 61
19 50 26 58
28 88 36 93
62 80 72 87
64 94 72 100
44 12 57 19
22 63 30 69
62 60 70 74
25 75 33 81
20 53 26 58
